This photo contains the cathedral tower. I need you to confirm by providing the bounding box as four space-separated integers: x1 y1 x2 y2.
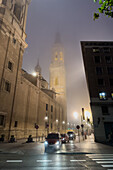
49 33 67 127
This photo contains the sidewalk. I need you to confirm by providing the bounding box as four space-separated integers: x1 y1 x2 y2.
59 134 113 154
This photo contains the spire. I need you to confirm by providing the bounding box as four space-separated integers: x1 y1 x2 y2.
35 58 41 75
55 32 61 44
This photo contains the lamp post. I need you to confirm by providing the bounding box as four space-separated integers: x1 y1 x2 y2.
44 116 49 136
62 121 65 133
56 119 59 132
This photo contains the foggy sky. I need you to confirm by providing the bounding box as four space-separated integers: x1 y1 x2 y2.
23 0 113 124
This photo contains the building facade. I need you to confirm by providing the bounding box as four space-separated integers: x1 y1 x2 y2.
49 33 67 130
0 0 64 141
81 41 113 143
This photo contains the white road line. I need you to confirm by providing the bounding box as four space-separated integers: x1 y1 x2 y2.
36 160 52 162
89 156 113 158
6 160 23 163
96 161 113 164
102 165 113 168
70 160 86 162
86 154 113 156
93 159 113 161
30 167 78 169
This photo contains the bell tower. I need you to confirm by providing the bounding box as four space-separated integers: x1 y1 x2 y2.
49 33 67 127
0 0 30 139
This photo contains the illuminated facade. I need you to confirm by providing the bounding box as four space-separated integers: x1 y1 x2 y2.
49 33 67 130
0 1 64 141
81 41 113 144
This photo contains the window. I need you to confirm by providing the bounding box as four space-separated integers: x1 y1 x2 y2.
105 56 112 64
51 123 53 129
5 81 11 92
96 67 102 75
103 47 110 53
2 0 7 5
98 79 104 86
107 67 113 75
8 61 13 71
13 3 21 21
94 56 101 63
46 104 48 111
101 106 109 115
0 115 4 126
99 92 107 100
110 79 113 86
51 105 53 112
14 121 18 127
93 48 100 53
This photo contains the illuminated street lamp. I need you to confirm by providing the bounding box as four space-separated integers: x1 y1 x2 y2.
32 72 37 77
44 116 48 121
62 121 65 124
62 121 65 133
56 119 59 132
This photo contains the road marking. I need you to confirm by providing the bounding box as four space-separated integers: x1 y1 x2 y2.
36 160 52 162
70 160 86 162
93 159 113 161
30 167 79 169
102 165 113 168
6 160 23 163
96 161 113 164
86 154 113 156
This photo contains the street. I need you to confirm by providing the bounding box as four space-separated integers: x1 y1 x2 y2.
0 135 113 170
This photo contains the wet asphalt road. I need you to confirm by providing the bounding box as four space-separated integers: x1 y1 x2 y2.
0 137 113 170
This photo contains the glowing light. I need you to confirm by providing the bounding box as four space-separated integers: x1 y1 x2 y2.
44 116 48 120
32 72 37 77
73 112 78 119
56 119 58 123
85 111 90 119
62 121 65 124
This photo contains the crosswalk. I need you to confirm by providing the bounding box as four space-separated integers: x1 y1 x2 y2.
86 154 113 169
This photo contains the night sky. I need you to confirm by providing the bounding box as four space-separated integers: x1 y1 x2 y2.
23 0 113 124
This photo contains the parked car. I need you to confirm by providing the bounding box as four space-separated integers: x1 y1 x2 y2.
61 134 69 143
67 131 76 140
44 133 62 152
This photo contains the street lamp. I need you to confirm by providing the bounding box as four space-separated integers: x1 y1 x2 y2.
32 72 37 77
62 121 65 133
56 119 59 132
44 116 49 136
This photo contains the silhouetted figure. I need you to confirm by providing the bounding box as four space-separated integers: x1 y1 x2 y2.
0 134 5 142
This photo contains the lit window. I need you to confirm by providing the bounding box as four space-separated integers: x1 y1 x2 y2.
99 92 107 100
93 48 100 53
111 93 113 99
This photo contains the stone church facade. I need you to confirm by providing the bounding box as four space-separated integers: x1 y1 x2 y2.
0 0 67 141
